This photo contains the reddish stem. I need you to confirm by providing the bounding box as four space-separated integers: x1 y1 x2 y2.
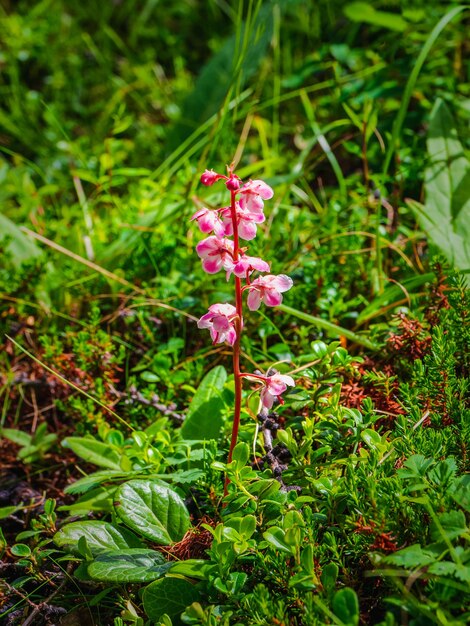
224 189 243 498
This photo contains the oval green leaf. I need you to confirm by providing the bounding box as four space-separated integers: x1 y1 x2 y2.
143 577 200 620
53 521 144 556
115 479 191 544
88 548 170 583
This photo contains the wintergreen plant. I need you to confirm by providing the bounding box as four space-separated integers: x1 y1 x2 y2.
193 165 294 490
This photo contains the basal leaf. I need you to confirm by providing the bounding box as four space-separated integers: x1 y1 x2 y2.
87 549 170 583
115 479 190 545
53 521 144 556
142 577 200 620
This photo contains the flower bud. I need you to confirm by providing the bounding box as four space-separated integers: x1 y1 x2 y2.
225 176 241 191
200 169 223 186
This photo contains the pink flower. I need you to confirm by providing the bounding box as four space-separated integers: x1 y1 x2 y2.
220 204 265 241
191 208 225 238
246 274 293 310
260 373 295 409
231 255 270 279
238 179 274 213
200 169 225 186
196 236 234 274
197 303 238 345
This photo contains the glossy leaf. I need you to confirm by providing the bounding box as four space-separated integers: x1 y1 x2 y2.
87 549 170 583
143 577 200 620
54 521 144 556
115 479 190 544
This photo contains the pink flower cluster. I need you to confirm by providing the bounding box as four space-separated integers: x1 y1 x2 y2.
192 168 294 409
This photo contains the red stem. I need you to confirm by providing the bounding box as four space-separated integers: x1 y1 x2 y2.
224 189 243 498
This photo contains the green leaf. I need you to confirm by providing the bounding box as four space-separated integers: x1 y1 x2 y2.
231 442 249 470
344 2 408 32
115 479 190 545
0 428 31 447
321 562 339 593
0 505 22 519
399 455 434 480
53 521 144 556
143 577 200 620
62 437 123 470
181 366 227 440
409 99 470 272
11 544 31 557
361 429 382 448
87 549 170 583
332 588 359 625
263 527 293 554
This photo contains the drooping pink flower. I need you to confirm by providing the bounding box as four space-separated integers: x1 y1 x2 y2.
196 236 234 274
200 169 225 186
197 303 238 345
260 373 295 409
231 255 270 279
220 204 266 241
191 208 225 238
246 274 293 310
238 179 274 213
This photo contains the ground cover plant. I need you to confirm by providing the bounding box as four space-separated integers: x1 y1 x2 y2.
0 0 469 624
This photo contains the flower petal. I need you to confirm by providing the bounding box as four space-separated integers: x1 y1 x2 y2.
202 258 222 274
263 289 283 307
247 288 262 311
238 220 257 240
271 274 293 292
